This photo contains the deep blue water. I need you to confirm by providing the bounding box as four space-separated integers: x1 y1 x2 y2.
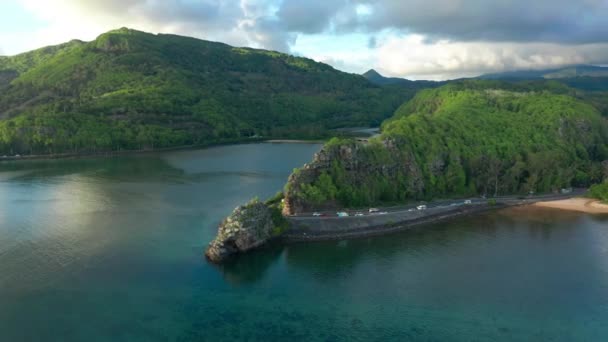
1 143 608 341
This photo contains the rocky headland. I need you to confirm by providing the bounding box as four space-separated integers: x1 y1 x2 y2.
205 199 278 263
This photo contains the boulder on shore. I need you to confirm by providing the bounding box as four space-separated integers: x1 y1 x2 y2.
205 200 275 263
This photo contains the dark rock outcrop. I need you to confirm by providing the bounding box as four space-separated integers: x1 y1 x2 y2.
205 200 275 263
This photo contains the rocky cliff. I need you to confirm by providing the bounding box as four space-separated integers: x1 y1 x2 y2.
205 199 277 263
282 138 425 215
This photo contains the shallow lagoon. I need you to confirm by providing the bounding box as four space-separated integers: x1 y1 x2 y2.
1 143 608 341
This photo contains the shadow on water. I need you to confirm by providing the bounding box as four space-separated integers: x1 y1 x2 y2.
0 155 187 183
211 241 286 286
212 206 595 284
0 143 317 185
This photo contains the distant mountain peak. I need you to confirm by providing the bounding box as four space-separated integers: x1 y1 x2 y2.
106 27 140 35
363 69 382 78
361 68 429 86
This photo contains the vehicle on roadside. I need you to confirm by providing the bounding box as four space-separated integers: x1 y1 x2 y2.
368 208 379 213
337 211 349 217
417 205 427 210
464 200 472 205
312 212 322 217
355 212 364 217
378 211 388 215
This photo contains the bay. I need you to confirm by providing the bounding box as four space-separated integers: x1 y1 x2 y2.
1 143 607 341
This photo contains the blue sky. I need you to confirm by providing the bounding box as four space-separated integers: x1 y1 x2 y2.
2 0 608 80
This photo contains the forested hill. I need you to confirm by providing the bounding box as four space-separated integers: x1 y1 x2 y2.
479 65 608 80
0 28 415 155
283 81 608 213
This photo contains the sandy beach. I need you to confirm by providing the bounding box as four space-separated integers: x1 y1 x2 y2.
534 197 608 214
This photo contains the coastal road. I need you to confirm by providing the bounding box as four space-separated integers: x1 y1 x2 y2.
290 189 587 220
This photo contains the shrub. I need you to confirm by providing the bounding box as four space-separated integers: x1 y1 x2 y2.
589 182 608 203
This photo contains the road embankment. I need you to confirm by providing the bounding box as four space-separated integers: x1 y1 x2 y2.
283 193 588 242
283 204 503 242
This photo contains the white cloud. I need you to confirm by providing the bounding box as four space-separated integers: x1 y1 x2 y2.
3 0 608 80
10 0 288 54
375 34 608 80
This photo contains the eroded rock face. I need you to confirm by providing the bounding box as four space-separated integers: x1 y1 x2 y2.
282 139 424 215
205 200 274 263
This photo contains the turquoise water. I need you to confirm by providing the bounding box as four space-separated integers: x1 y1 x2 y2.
1 143 608 341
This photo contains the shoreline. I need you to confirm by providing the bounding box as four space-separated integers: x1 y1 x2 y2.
0 126 380 163
533 197 608 214
282 204 506 242
281 193 602 243
0 138 324 162
265 139 325 144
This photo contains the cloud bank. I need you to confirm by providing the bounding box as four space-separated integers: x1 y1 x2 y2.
2 0 608 79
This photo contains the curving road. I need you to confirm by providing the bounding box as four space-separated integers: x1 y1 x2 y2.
290 189 587 220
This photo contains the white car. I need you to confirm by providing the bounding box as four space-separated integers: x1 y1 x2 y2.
312 212 322 217
355 212 364 216
417 205 427 210
337 212 349 217
379 211 388 215
368 208 379 213
464 200 472 205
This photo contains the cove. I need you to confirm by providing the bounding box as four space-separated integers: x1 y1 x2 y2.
1 143 608 341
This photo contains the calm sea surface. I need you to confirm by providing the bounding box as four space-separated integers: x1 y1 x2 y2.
1 143 608 341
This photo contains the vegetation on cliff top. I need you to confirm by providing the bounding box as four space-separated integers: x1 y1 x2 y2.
284 82 608 211
0 28 415 155
589 182 608 203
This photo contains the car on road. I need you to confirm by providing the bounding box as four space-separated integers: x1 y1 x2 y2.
378 211 388 215
464 200 472 205
417 205 427 210
337 211 349 217
355 212 364 216
312 212 322 217
368 208 379 213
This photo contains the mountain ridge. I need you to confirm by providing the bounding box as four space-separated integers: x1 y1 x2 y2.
362 68 442 88
0 28 417 155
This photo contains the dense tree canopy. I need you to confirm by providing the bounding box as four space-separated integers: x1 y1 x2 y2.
286 82 608 209
0 28 416 155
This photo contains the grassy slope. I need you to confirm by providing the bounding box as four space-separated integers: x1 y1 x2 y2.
0 28 415 155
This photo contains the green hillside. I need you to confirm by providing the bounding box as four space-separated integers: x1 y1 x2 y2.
479 65 608 80
0 28 414 155
283 81 608 212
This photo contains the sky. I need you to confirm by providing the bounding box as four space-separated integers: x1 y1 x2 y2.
1 0 608 80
